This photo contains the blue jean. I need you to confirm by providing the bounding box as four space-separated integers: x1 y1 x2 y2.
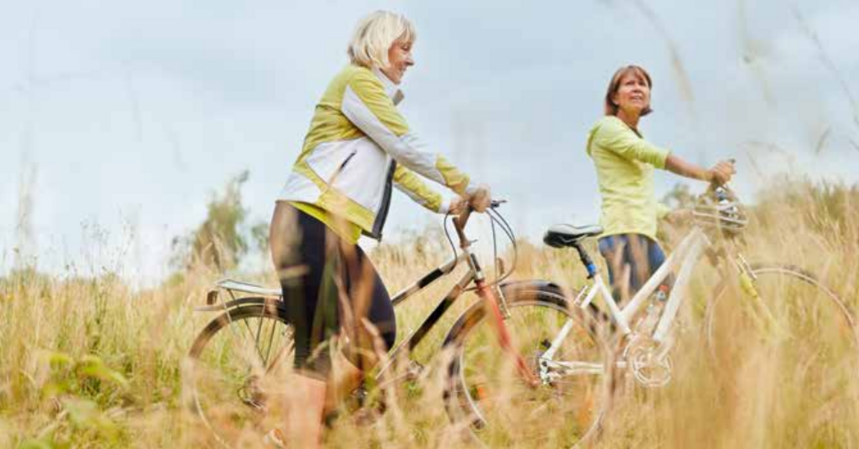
598 234 668 302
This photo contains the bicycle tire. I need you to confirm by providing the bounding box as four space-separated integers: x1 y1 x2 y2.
187 302 294 448
443 284 613 448
705 264 859 445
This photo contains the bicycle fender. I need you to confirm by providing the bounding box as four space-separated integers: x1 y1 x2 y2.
194 296 287 314
499 279 565 298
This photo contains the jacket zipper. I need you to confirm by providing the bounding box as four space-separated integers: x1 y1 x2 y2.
367 159 396 240
326 150 357 186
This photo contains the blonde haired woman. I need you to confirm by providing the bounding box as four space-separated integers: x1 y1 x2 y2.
268 10 490 447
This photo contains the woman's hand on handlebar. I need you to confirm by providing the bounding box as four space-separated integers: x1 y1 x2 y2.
448 196 468 215
468 185 492 213
706 159 736 186
448 185 493 216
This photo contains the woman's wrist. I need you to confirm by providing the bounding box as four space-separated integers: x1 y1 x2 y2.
666 154 708 182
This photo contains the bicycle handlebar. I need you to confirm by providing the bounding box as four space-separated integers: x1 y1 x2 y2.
453 207 472 247
452 200 506 249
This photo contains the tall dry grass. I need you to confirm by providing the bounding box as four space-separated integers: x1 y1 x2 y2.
1 177 858 448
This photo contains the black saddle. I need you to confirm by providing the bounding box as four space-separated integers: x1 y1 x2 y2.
543 224 603 248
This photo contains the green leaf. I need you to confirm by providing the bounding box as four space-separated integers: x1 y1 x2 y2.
76 355 129 388
18 439 53 449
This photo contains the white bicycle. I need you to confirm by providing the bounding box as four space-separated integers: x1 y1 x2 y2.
537 185 859 447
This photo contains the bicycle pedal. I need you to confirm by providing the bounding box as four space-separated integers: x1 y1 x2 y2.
351 385 369 406
406 361 424 380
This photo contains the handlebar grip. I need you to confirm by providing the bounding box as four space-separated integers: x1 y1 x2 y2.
452 199 506 247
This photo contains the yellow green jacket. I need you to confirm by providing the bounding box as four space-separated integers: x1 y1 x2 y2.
279 65 476 240
586 116 671 241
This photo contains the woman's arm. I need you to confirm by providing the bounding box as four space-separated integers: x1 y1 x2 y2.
393 165 447 212
595 118 735 185
665 154 735 185
340 69 477 196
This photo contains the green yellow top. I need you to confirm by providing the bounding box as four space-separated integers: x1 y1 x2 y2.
586 116 671 241
278 64 476 241
290 201 362 244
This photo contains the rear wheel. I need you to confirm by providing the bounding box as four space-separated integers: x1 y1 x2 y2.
706 265 859 445
187 302 295 448
445 286 612 448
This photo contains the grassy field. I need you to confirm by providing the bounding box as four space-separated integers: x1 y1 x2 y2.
2 178 858 448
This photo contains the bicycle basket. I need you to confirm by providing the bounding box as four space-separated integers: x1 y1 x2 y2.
692 186 748 235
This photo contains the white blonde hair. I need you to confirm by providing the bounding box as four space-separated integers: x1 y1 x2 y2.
347 11 416 69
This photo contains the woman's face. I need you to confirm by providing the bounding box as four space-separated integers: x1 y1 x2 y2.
612 72 651 116
381 38 414 85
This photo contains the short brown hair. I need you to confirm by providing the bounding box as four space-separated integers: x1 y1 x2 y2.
604 65 653 116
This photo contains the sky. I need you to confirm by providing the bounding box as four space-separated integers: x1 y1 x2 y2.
2 0 859 285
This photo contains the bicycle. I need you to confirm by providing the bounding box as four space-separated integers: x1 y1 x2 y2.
186 202 610 448
541 185 859 446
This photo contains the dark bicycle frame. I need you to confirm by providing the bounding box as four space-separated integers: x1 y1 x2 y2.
196 208 547 386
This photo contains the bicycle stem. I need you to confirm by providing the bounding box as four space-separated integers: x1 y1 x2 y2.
453 206 473 249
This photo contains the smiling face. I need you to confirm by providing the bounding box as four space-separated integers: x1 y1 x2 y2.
603 65 653 120
612 72 651 118
380 37 414 85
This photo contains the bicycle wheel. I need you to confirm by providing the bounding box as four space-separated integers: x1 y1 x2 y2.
444 285 613 448
705 264 859 445
187 302 295 447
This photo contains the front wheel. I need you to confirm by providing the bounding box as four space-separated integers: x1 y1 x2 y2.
444 284 613 448
705 265 859 445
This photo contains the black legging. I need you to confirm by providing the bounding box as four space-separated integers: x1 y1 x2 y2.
269 201 396 377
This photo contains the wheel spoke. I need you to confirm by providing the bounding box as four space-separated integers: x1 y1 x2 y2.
189 305 295 446
706 266 859 443
240 315 267 365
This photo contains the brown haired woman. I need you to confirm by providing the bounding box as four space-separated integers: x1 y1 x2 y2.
586 65 735 302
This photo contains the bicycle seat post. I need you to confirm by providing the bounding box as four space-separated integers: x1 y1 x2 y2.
572 242 598 279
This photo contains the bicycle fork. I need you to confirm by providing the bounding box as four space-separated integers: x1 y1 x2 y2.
475 279 539 386
734 256 789 341
463 239 539 387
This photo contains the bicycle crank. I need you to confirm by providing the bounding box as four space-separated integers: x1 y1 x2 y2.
237 374 268 411
622 334 673 388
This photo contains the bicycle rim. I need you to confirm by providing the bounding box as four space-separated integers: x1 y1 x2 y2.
449 294 612 448
706 265 859 445
187 305 295 447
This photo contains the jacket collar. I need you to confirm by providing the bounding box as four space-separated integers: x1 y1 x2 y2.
372 67 405 105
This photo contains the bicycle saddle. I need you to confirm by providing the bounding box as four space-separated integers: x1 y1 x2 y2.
543 224 603 248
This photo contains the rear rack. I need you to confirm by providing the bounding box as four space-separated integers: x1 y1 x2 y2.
215 279 282 298
196 278 283 312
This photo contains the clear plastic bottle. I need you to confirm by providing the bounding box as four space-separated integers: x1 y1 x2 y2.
637 286 668 334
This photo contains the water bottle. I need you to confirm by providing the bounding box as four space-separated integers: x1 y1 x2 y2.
637 286 668 334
